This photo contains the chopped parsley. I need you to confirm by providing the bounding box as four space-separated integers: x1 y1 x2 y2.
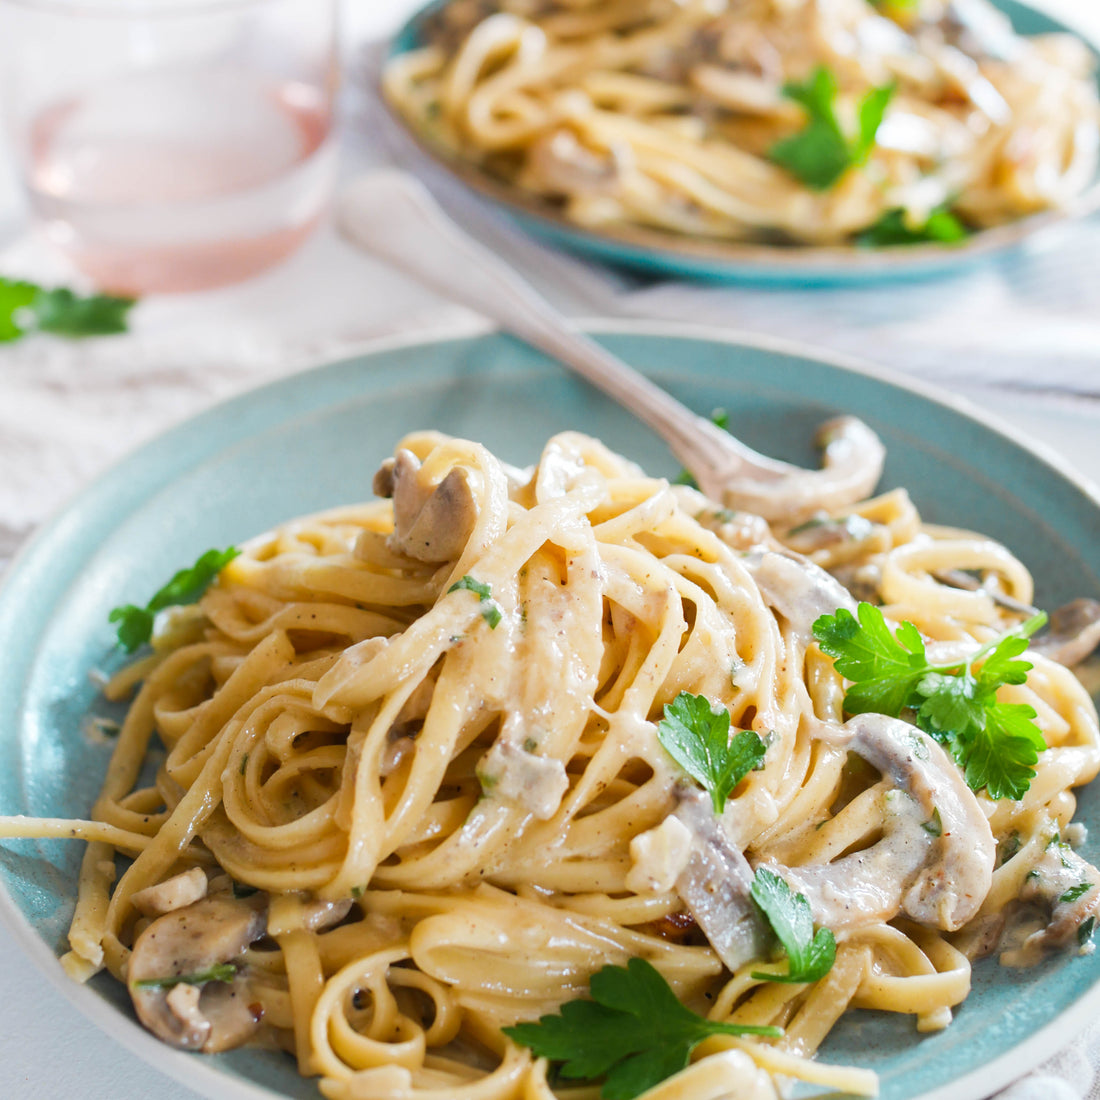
132 962 238 989
1060 882 1093 905
447 575 502 628
922 807 944 837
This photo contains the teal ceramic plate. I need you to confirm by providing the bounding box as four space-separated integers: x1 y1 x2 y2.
385 1 1100 286
2 323 1100 1100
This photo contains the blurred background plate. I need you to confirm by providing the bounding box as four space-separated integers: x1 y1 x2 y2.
384 0 1100 286
1 323 1100 1100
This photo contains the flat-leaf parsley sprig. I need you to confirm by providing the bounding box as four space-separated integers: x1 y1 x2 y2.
503 957 782 1100
750 868 836 984
656 691 767 815
109 546 240 651
812 602 1048 800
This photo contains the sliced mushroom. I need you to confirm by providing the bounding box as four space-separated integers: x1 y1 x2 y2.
1032 599 1100 668
1012 841 1100 962
267 893 354 938
933 568 1039 617
374 448 478 562
782 513 878 557
742 547 858 644
522 130 625 197
131 868 208 918
477 737 570 821
300 897 354 932
715 417 886 527
672 787 772 972
128 894 267 1053
780 714 995 932
829 561 883 605
695 506 772 551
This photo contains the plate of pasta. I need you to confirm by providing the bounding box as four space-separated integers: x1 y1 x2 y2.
382 0 1100 283
1 322 1100 1100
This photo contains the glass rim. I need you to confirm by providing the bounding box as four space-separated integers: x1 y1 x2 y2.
0 0 291 15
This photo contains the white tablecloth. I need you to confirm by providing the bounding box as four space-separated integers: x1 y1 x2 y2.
2 2 1100 1098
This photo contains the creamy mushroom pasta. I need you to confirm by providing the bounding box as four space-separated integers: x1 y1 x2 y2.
384 0 1100 246
3 427 1100 1100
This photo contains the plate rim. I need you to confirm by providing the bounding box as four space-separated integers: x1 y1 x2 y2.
381 0 1100 280
2 317 1100 1100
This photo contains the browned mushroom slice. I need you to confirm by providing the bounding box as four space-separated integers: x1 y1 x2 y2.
131 868 208 917
1009 841 1100 965
522 130 626 197
780 714 995 932
672 787 772 972
1032 599 1100 668
742 547 858 642
374 448 478 562
128 894 267 1053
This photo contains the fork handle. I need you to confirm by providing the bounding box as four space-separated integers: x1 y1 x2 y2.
337 171 734 473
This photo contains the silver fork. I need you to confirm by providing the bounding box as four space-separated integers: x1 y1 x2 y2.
336 170 885 525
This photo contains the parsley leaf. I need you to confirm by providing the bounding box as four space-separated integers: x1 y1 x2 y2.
0 279 38 342
109 546 240 651
813 603 1049 800
1061 882 1093 905
813 603 928 717
132 962 238 989
503 958 781 1100
0 276 134 341
769 66 895 190
657 692 767 815
750 868 836 984
447 574 502 628
857 206 969 247
1079 917 1096 946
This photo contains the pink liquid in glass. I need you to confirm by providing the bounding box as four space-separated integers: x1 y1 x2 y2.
27 69 336 294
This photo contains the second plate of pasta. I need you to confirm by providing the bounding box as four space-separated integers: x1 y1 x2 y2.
383 0 1100 283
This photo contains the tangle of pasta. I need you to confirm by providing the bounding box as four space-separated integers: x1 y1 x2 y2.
4 428 1100 1100
383 0 1100 246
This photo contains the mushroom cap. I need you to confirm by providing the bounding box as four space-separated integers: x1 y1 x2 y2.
128 894 267 1053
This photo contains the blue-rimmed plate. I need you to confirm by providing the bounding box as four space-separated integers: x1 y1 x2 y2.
383 1 1100 286
1 322 1099 1100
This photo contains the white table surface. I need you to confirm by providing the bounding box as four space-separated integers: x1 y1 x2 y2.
2 2 1100 1098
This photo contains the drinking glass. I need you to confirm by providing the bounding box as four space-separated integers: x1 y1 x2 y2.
0 0 339 293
